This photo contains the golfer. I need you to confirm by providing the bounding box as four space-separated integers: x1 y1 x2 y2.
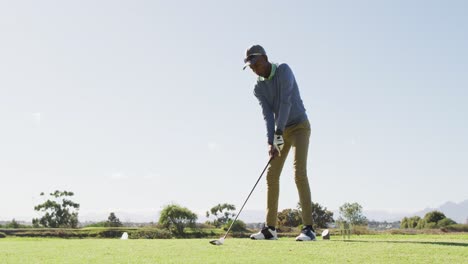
243 45 316 241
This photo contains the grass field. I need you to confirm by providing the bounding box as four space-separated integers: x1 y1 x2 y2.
1 234 467 263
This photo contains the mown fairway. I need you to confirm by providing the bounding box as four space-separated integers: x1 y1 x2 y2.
1 234 467 263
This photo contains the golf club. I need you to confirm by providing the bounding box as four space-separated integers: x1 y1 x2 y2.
209 157 273 245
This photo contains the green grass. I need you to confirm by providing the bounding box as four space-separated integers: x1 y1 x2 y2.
1 234 467 263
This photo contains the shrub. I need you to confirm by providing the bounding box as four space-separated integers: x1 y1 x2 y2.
196 223 213 229
400 217 409 229
424 222 438 229
6 219 21 229
277 208 302 228
416 219 426 229
185 230 208 238
438 218 457 227
0 232 6 238
129 229 172 239
98 229 124 238
408 216 421 228
223 219 247 232
389 229 417 235
441 224 468 232
13 230 84 238
350 225 376 235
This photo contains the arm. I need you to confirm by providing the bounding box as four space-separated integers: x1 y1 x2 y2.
275 64 294 134
254 88 275 145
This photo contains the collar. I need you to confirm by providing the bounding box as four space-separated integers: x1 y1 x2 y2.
258 63 277 81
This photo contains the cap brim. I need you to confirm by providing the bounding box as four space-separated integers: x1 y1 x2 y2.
242 56 259 70
242 61 251 70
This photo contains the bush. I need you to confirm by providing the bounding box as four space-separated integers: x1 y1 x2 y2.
13 230 85 238
408 216 421 228
0 232 6 238
223 219 247 232
98 229 124 238
441 224 468 232
277 208 302 228
185 230 208 238
350 225 376 235
424 222 438 229
0 227 142 238
400 217 409 229
389 229 418 235
416 219 426 229
196 223 213 229
438 218 457 227
129 229 172 239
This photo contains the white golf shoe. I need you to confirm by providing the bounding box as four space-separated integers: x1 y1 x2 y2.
250 226 278 240
295 226 317 241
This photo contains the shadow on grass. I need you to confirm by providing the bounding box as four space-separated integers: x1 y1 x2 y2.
342 239 468 247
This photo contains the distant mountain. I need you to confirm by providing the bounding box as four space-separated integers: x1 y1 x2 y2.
362 200 467 223
415 200 468 224
317 200 467 224
362 210 410 222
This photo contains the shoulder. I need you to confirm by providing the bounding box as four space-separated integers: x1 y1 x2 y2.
276 63 295 80
277 63 293 74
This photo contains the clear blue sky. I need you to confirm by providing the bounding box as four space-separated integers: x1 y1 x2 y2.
1 0 467 221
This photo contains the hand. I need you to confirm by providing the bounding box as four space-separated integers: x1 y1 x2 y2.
268 144 280 158
273 134 284 156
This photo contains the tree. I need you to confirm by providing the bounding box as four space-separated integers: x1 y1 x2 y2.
339 202 368 225
106 212 123 227
438 218 457 227
6 219 20 229
159 204 198 235
277 208 302 228
310 202 334 228
32 190 80 228
401 216 421 229
400 217 409 229
224 219 247 232
206 203 236 228
424 211 446 224
416 218 426 229
402 212 453 229
408 216 421 228
279 202 334 229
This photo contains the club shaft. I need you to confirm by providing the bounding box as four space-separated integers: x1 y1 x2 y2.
223 157 273 239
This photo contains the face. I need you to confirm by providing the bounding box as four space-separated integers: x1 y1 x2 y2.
248 55 267 76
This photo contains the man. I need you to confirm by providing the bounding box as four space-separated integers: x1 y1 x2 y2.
243 45 316 241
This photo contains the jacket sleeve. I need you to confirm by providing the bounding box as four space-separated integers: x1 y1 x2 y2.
254 86 275 144
276 64 294 133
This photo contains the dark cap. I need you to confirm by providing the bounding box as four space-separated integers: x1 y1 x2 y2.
243 45 266 70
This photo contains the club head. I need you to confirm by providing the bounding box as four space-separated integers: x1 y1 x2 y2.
209 237 224 245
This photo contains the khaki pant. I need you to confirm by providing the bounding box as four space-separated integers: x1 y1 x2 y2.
266 120 313 227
